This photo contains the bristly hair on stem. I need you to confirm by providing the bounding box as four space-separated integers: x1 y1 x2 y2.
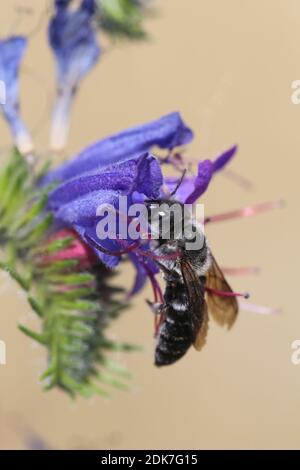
0 149 138 398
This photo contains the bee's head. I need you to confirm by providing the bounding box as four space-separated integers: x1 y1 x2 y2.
144 198 186 241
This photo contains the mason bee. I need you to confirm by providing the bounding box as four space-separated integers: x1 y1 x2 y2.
145 197 239 367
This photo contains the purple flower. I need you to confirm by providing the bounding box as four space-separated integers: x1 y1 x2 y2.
45 112 192 292
43 112 193 184
49 0 100 150
165 145 237 203
48 152 162 267
0 36 33 154
56 0 96 14
45 115 234 296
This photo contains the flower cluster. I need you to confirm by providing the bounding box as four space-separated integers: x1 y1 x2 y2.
0 0 154 397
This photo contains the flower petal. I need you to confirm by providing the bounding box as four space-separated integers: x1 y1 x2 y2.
49 1 100 89
52 189 123 268
129 153 163 199
128 251 159 297
165 145 237 204
43 112 193 184
49 0 100 150
212 145 237 172
48 153 162 210
0 36 33 153
52 188 121 227
185 160 213 204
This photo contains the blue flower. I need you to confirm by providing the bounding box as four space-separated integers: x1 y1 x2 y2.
0 36 33 154
49 0 99 88
45 111 192 292
165 145 237 203
45 114 235 296
48 151 162 293
43 111 193 184
48 152 162 259
49 0 100 150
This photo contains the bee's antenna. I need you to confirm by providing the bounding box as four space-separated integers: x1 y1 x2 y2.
170 169 187 197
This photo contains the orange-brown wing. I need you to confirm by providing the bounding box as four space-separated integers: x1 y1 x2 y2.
180 257 209 351
205 255 238 329
193 300 209 351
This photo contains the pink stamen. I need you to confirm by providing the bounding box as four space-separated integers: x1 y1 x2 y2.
206 286 249 299
137 258 165 337
135 256 165 335
148 275 158 303
239 300 281 315
155 312 166 337
41 229 97 270
205 200 284 224
135 255 164 304
221 266 260 276
148 272 164 305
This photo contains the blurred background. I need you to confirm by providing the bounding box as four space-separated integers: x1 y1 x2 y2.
0 0 298 450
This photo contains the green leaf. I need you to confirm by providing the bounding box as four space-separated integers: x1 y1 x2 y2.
21 213 53 246
36 236 74 256
46 272 94 285
0 262 30 291
102 339 143 352
97 0 148 39
96 370 131 391
34 159 52 182
11 193 48 232
27 296 44 318
18 324 48 345
100 357 132 379
40 259 79 275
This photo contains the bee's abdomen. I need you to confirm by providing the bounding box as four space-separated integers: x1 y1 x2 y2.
155 304 194 366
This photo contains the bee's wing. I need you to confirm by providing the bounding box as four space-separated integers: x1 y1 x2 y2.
205 255 238 329
180 258 209 351
193 301 209 351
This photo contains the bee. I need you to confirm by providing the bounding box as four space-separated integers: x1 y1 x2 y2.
145 197 239 367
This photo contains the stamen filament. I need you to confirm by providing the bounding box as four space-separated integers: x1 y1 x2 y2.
239 300 281 315
206 286 249 299
221 266 260 276
205 200 284 224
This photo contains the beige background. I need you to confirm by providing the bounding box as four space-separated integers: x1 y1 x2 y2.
0 0 298 450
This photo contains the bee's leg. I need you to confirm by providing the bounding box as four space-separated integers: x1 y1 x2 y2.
146 299 164 316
